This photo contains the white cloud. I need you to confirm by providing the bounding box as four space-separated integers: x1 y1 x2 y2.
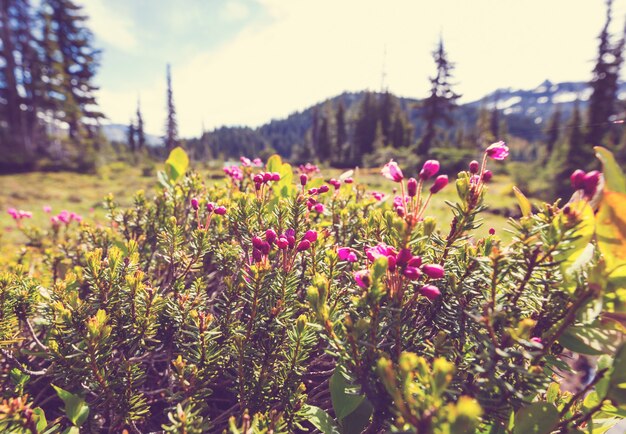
220 0 251 22
81 0 137 52
96 0 626 137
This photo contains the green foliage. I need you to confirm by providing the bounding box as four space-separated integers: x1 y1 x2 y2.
1 147 626 433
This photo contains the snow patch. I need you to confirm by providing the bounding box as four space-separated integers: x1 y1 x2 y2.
537 96 549 104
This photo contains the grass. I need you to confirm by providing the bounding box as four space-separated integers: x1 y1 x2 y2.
0 161 526 257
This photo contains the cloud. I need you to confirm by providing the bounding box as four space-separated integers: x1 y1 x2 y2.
95 0 626 137
81 0 138 52
220 0 251 22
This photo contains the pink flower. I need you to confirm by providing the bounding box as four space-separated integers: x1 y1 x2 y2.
240 156 252 167
344 178 354 184
253 158 263 167
214 206 227 215
489 228 496 235
485 141 509 160
314 203 325 213
271 172 281 181
429 175 449 194
276 237 289 250
482 170 493 182
304 230 318 243
329 179 341 190
530 337 543 345
469 160 479 174
297 239 311 252
300 174 308 186
43 205 52 213
224 165 243 181
371 192 385 201
366 243 396 262
191 198 199 210
206 202 215 212
420 284 441 300
570 169 585 190
354 270 370 288
7 208 19 219
583 170 601 198
338 247 358 262
299 163 320 175
319 185 330 193
407 178 418 197
422 264 445 279
403 266 422 280
381 160 404 182
419 160 440 180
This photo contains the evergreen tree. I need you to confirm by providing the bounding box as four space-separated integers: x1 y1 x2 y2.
127 120 136 152
164 63 179 152
335 99 348 163
544 108 561 155
353 92 378 161
586 0 624 149
475 106 496 148
417 38 461 156
136 99 145 150
42 0 102 139
317 111 332 163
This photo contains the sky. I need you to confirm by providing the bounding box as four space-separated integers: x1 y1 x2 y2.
80 0 626 137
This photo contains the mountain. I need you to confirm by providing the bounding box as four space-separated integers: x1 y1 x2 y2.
101 123 162 147
103 80 626 157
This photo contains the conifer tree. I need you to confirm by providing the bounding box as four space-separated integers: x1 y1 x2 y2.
164 63 179 152
317 111 332 163
544 108 561 155
417 38 461 156
42 0 102 139
335 99 348 163
353 92 378 161
127 120 136 152
586 0 624 148
136 99 145 150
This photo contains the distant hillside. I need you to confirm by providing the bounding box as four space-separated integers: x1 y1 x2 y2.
104 80 626 158
101 124 162 147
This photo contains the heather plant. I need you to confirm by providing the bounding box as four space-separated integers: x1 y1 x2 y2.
0 143 625 433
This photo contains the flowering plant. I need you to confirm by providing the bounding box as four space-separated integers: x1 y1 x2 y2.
1 144 625 433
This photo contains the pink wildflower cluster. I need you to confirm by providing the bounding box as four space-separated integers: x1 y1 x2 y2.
381 159 448 221
51 210 82 226
371 191 385 201
298 163 320 175
253 171 281 200
7 208 32 220
223 165 243 181
240 156 263 167
305 184 330 213
190 198 227 230
570 169 601 200
352 242 445 301
251 228 318 271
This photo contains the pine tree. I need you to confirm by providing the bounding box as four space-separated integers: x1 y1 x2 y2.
544 108 561 155
586 0 624 149
127 120 136 152
42 0 102 139
417 38 461 156
136 99 145 151
317 111 332 163
164 63 179 152
353 92 378 162
335 99 348 163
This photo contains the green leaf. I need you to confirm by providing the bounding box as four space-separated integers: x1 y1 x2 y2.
594 146 626 194
52 384 90 427
559 325 619 356
513 186 532 217
608 343 626 406
340 398 373 434
33 407 47 433
330 367 365 420
513 402 559 434
556 200 595 285
300 404 340 434
164 146 189 183
596 190 626 273
267 154 296 197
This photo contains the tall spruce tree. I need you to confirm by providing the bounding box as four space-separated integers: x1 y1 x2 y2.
164 63 179 152
353 92 378 162
417 38 461 156
127 120 136 152
335 99 348 163
544 108 561 155
42 0 102 139
586 0 624 149
136 99 145 150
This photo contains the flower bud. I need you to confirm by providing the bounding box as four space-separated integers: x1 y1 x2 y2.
354 270 370 288
297 239 311 251
300 174 308 186
206 202 215 212
214 206 227 215
430 175 449 194
419 160 440 180
403 266 422 280
387 255 397 272
319 185 329 193
304 230 318 243
407 178 418 197
396 248 413 267
308 188 319 195
265 229 277 244
252 236 264 248
253 174 263 183
570 169 585 190
271 172 281 181
252 247 263 263
422 264 445 279
408 256 422 268
485 141 509 160
262 172 273 183
469 160 480 174
344 177 354 184
482 170 493 182
420 284 441 300
276 237 289 249
582 170 601 198
191 198 199 210
396 206 406 217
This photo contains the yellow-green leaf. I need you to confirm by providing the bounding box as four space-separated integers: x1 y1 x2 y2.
164 147 189 183
596 190 626 273
513 186 532 217
595 146 626 194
